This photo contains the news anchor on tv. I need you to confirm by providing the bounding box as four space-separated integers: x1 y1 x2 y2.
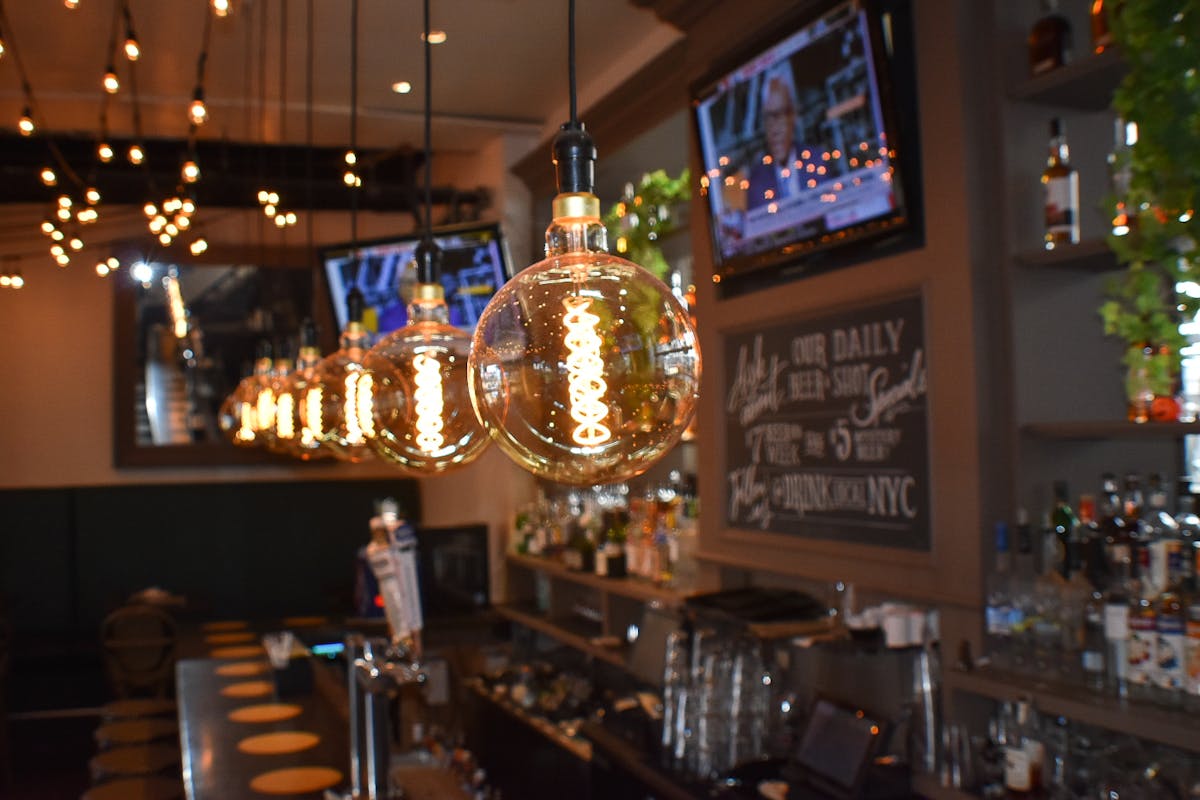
747 67 816 212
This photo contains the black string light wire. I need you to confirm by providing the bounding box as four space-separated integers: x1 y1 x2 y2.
348 0 359 250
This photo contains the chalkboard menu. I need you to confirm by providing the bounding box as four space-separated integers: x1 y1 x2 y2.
723 294 930 550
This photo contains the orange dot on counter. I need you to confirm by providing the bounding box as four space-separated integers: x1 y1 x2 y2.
210 645 266 659
228 704 302 724
220 680 274 699
249 766 343 795
216 661 270 677
237 731 320 755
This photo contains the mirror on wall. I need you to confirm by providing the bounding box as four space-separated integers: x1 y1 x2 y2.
112 251 322 467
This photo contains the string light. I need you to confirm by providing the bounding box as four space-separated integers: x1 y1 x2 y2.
103 65 119 94
65 0 80 8
189 237 208 255
50 230 65 241
211 0 231 17
56 207 71 221
181 159 200 183
85 187 100 204
50 245 65 258
143 202 157 217
77 208 99 224
0 28 6 59
55 254 70 266
128 143 145 164
181 198 195 214
40 220 54 234
0 271 24 289
18 107 34 136
68 237 83 251
107 256 119 270
158 232 172 245
57 195 71 208
175 215 190 230
95 261 110 276
39 167 57 186
391 81 412 94
189 88 208 126
124 31 140 60
97 141 113 162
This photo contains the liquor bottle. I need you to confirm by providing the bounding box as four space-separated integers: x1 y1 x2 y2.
1042 119 1080 250
1153 541 1187 707
1029 0 1072 76
1003 700 1044 798
1121 472 1146 569
1090 0 1113 53
1186 544 1200 712
1143 473 1178 596
1050 481 1075 578
1015 507 1037 581
986 522 1016 670
1127 547 1158 702
1032 525 1066 677
1081 579 1108 692
603 513 627 579
1104 506 1134 698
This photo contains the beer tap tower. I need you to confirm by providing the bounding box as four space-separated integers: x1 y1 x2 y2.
337 500 426 800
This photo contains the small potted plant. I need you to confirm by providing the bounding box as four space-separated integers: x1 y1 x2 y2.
1099 1 1200 421
602 168 691 281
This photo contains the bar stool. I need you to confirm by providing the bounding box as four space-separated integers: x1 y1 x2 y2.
80 776 183 800
100 604 177 699
101 697 178 721
89 743 180 783
94 718 178 750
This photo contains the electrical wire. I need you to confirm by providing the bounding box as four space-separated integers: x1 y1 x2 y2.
349 0 359 252
422 0 432 241
568 0 577 125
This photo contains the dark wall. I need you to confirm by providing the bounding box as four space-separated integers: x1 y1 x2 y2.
0 479 420 637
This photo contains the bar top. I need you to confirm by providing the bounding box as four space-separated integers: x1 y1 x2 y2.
177 657 350 800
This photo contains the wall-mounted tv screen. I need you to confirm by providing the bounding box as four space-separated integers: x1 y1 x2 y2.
692 0 922 290
321 222 512 337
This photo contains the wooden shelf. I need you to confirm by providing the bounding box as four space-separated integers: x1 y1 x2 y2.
945 668 1200 752
1021 420 1200 439
467 680 593 762
505 552 688 606
494 604 627 669
1012 238 1117 271
1010 49 1125 110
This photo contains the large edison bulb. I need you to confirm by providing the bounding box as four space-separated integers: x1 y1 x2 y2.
275 335 332 461
364 278 489 473
312 301 376 463
261 358 294 455
219 350 272 447
469 192 700 485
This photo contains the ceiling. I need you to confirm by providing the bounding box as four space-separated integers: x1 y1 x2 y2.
0 0 681 154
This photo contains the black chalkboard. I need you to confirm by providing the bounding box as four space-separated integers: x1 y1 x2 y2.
723 294 930 550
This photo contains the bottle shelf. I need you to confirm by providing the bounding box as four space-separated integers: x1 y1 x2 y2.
945 668 1200 753
1021 420 1200 439
1012 238 1117 271
494 603 628 669
506 552 689 606
1010 49 1125 110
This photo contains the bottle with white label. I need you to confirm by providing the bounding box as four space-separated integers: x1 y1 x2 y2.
1003 700 1044 798
1153 541 1187 707
1186 545 1200 712
1104 539 1133 698
1041 118 1079 250
1127 547 1158 702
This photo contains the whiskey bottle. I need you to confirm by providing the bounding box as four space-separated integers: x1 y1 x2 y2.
1126 547 1158 702
1003 700 1044 798
1090 0 1114 53
1029 0 1072 76
1042 119 1080 249
1153 541 1186 707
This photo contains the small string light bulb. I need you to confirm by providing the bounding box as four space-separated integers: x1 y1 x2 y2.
96 261 110 276
181 198 196 214
285 212 297 226
97 141 114 162
50 244 65 257
64 0 80 8
344 150 357 166
103 66 119 94
158 232 172 245
18 108 34 136
189 237 208 255
143 202 157 217
56 208 71 221
211 0 231 17
257 189 269 204
181 159 200 183
107 257 120 269
69 237 83 251
175 215 191 230
55 253 70 266
165 223 179 237
128 144 145 164
0 30 6 59
124 30 140 61
267 191 279 205
40 167 57 186
85 187 100 204
263 203 276 217
58 195 71 208
274 214 287 228
40 220 55 234
50 229 65 241
77 208 99 224
189 88 208 126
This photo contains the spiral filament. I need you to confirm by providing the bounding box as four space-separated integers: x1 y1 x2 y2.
275 392 295 439
412 352 446 453
344 372 375 444
562 295 611 447
302 386 322 445
236 402 256 442
256 387 276 433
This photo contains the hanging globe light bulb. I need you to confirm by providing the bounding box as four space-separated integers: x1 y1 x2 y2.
469 124 701 485
311 288 376 462
274 320 332 461
261 356 295 455
219 345 273 447
364 243 490 473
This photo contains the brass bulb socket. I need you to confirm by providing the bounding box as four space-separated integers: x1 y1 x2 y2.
552 192 601 221
412 282 445 302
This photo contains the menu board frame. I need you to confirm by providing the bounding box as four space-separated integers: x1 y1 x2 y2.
721 291 931 551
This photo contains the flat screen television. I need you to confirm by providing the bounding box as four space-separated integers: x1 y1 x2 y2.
692 0 922 290
321 221 513 337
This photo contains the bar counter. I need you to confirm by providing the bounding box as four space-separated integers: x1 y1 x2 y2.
176 657 350 799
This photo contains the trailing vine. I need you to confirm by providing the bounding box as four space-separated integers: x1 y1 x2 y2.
1099 1 1200 396
602 168 691 280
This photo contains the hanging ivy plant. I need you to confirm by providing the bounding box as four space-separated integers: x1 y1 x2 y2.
602 168 691 280
1099 1 1200 397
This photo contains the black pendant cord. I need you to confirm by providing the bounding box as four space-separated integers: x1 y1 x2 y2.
305 0 315 272
568 0 576 126
416 0 438 285
349 0 359 254
552 0 595 196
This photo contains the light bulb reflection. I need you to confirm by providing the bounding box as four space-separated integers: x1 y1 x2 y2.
303 386 322 444
342 372 374 445
275 392 295 440
256 387 276 433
